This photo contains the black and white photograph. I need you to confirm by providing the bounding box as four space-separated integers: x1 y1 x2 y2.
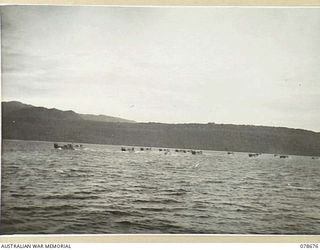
1 4 320 235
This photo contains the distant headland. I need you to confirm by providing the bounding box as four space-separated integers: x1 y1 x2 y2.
2 101 320 156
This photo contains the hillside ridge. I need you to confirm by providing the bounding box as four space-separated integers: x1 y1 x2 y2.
2 101 320 156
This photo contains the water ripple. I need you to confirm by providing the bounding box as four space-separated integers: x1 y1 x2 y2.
2 140 320 234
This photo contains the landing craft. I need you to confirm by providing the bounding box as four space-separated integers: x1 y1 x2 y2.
191 150 203 155
279 155 289 159
54 143 75 150
248 153 259 157
121 147 135 152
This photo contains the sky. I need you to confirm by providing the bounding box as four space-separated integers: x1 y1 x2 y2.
1 6 320 131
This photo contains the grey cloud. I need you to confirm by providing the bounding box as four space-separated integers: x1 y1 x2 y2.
1 6 320 131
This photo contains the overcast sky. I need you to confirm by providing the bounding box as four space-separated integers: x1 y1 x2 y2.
1 6 320 131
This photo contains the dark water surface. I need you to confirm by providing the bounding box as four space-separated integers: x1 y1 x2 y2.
1 140 320 234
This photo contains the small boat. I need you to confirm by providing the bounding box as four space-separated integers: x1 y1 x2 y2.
191 150 203 155
279 155 289 159
248 153 259 157
121 147 135 152
54 143 75 150
139 147 150 151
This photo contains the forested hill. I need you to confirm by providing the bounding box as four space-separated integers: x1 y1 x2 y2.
2 101 135 123
2 101 320 156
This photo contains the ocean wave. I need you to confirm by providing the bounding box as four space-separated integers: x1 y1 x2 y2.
2 140 320 234
42 194 100 200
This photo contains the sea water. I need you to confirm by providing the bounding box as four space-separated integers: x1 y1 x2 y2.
1 139 320 234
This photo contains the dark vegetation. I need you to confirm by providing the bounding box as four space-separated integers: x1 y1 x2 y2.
2 101 320 156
